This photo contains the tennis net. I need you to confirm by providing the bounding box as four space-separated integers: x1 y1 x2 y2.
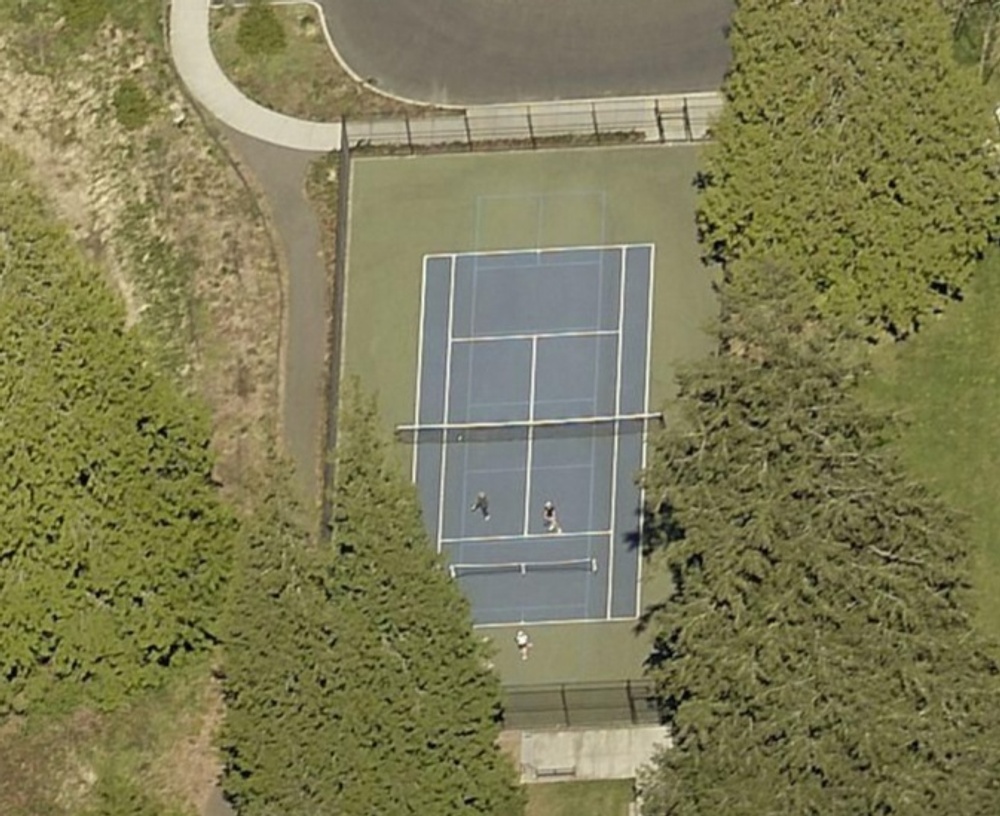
396 412 663 444
449 557 598 579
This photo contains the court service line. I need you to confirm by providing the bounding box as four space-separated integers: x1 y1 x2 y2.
410 260 430 483
443 243 632 259
605 249 628 619
434 256 458 555
441 529 612 545
635 245 657 616
522 336 539 536
452 328 618 344
473 614 638 630
465 462 593 478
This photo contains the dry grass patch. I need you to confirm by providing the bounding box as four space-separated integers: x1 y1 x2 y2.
210 2 436 121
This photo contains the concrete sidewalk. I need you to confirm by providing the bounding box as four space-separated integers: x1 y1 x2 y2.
169 0 342 151
168 0 723 153
518 725 670 783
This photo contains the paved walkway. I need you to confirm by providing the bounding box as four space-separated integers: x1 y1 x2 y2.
519 725 670 783
169 0 341 151
317 0 732 105
169 0 724 152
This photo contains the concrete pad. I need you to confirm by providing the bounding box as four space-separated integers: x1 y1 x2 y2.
518 725 670 783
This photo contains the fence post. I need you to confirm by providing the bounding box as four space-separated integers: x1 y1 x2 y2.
319 119 352 543
526 106 537 149
654 99 665 144
403 113 414 155
463 111 474 151
591 101 601 144
683 98 693 142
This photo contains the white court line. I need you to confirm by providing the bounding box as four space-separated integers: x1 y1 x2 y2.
441 529 612 545
410 258 431 484
473 614 639 630
522 336 539 536
605 248 628 619
434 256 458 555
635 244 657 617
452 328 618 344
424 244 631 261
465 462 593 478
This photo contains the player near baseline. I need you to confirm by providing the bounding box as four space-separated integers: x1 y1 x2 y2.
470 491 490 520
542 500 562 534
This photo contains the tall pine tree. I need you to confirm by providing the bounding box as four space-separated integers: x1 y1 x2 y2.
220 387 523 815
0 145 234 715
698 0 998 335
639 264 1000 814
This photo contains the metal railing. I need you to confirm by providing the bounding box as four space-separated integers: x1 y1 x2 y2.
344 93 723 153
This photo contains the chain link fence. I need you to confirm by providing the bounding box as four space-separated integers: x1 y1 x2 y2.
502 679 661 729
344 92 723 152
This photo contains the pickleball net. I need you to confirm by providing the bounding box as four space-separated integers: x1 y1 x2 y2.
448 557 599 579
395 412 664 445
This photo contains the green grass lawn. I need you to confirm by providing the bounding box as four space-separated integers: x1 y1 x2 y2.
863 249 1000 643
526 779 634 816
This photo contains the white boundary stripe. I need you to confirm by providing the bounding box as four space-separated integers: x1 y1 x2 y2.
411 258 430 483
423 244 631 262
606 249 628 619
452 328 618 344
636 245 656 617
441 530 612 545
434 256 458 554
473 614 641 630
522 336 539 536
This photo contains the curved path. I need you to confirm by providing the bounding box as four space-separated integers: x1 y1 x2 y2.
318 0 733 105
170 0 341 151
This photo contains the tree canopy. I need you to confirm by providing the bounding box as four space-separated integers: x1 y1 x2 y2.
220 385 523 816
639 265 1000 814
698 0 998 335
0 145 235 715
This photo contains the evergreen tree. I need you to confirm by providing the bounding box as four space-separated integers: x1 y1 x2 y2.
639 264 1000 814
0 146 234 715
326 385 523 816
699 0 998 335
220 389 523 815
219 472 341 814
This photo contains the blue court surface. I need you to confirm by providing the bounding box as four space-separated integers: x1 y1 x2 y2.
408 245 654 626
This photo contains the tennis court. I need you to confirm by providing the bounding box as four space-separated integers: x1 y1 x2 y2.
405 245 655 625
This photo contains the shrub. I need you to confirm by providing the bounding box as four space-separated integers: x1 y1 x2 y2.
112 78 153 131
236 0 287 56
